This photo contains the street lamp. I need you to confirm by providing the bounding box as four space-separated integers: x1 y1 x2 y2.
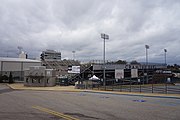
145 45 149 84
164 49 167 65
101 33 109 87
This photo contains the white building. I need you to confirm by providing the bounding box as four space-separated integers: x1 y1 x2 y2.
0 57 41 82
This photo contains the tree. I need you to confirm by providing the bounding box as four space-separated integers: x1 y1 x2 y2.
167 64 180 72
1 75 8 83
9 72 14 84
130 60 140 64
115 60 127 64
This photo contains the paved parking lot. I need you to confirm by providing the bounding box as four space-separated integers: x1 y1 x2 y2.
0 84 180 120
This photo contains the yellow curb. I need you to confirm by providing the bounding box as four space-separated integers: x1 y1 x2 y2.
7 83 82 92
7 83 180 98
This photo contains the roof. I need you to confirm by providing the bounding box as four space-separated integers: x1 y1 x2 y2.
0 57 41 63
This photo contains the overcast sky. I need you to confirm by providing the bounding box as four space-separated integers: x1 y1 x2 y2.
0 0 180 64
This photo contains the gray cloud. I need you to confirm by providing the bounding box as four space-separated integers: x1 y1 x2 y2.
0 0 180 64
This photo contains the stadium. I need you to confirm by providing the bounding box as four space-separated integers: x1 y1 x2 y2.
0 49 170 83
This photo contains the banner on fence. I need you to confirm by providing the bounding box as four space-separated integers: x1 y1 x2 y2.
131 69 138 78
68 66 80 73
115 69 124 79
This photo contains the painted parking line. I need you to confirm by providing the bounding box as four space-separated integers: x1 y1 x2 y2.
32 106 79 120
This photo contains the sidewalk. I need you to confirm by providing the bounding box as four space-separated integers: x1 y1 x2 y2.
7 83 82 92
7 83 180 99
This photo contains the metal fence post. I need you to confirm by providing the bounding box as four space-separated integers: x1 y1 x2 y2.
120 79 122 92
152 82 154 93
165 82 167 94
130 78 132 92
112 79 114 91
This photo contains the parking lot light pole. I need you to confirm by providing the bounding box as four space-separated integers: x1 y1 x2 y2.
101 33 109 87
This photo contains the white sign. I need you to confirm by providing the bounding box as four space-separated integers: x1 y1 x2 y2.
68 66 80 73
115 69 124 79
131 69 138 78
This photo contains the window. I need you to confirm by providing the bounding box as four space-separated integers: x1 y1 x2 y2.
47 71 51 76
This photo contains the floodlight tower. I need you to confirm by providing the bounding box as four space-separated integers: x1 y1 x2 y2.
145 45 149 84
72 51 75 60
164 49 167 65
101 33 109 87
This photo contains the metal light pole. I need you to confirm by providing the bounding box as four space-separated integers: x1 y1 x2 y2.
145 45 149 84
164 49 167 90
164 49 167 65
101 33 109 87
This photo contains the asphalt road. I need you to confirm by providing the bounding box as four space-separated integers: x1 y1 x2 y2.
0 84 180 120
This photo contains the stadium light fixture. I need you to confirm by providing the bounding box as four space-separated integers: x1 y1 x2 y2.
164 49 167 65
145 45 150 84
101 33 109 87
72 51 75 60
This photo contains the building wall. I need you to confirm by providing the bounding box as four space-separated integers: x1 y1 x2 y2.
0 61 41 72
93 64 166 71
2 62 21 71
24 66 56 87
23 62 41 70
24 76 56 87
0 60 41 82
